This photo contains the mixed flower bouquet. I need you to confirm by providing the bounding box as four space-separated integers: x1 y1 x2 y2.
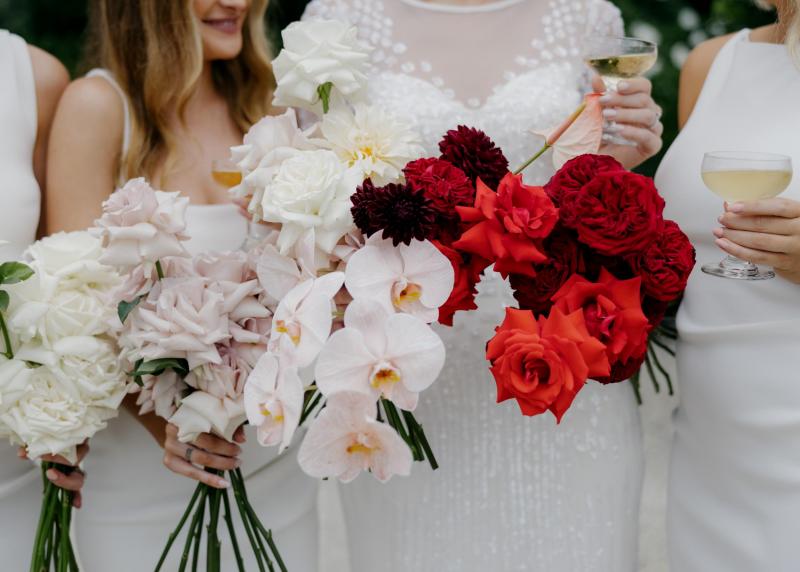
0 232 127 571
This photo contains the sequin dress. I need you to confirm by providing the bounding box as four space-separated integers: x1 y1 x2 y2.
303 2 644 571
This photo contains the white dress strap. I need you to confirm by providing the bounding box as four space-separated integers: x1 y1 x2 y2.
86 68 132 159
0 30 37 143
683 28 750 129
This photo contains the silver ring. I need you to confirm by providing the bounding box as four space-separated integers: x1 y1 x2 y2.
184 446 194 463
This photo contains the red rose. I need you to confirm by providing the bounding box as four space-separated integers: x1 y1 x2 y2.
552 268 650 367
628 220 696 302
509 225 584 316
454 173 558 278
487 307 610 422
434 241 490 326
404 158 476 244
642 296 670 329
564 171 665 256
544 154 624 208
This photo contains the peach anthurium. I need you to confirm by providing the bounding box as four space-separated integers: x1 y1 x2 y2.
269 271 344 368
243 353 304 452
344 234 454 323
314 298 445 411
297 391 412 483
531 93 604 169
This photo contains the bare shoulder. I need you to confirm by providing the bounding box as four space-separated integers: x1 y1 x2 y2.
27 45 69 104
53 76 125 143
678 33 739 128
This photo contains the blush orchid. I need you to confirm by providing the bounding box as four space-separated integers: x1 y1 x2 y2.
269 272 345 368
344 235 454 323
315 298 445 411
297 391 412 483
243 353 304 452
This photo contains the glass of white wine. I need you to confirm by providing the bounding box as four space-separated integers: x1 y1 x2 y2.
701 151 793 280
584 36 658 146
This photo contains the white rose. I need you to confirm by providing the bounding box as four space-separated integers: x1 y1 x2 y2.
0 367 104 463
169 392 247 443
256 149 362 254
0 357 33 418
273 20 372 114
321 103 425 186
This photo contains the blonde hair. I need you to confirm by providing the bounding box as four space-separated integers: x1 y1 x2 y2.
87 0 275 185
755 0 800 62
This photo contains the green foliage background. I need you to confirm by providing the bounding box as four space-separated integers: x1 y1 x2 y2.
0 0 776 175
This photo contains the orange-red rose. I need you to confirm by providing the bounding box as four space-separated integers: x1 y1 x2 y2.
486 307 610 422
434 241 490 326
454 173 558 278
551 268 650 367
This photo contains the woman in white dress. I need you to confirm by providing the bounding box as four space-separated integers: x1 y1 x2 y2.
45 1 318 569
657 2 800 570
0 30 74 568
302 1 664 570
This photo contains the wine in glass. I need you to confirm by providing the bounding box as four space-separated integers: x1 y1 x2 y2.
701 151 793 280
211 158 242 189
585 36 658 146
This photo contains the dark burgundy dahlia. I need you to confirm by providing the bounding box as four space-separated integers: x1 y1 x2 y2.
438 126 509 190
351 179 438 246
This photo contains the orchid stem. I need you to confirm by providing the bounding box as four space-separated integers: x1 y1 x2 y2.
155 260 165 280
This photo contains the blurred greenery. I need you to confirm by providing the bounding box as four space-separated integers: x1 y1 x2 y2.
0 0 777 175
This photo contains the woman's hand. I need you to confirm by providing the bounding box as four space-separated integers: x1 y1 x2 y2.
18 441 89 508
162 423 246 489
594 76 664 170
715 198 800 284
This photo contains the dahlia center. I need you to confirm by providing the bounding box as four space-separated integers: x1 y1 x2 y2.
392 279 422 310
369 361 402 390
275 319 302 346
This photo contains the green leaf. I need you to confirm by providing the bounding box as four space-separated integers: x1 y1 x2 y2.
117 296 144 324
130 358 190 379
317 81 333 114
0 291 8 312
0 262 34 285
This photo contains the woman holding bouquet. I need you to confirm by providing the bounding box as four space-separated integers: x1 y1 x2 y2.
657 1 800 569
0 30 81 569
300 1 664 570
45 0 318 569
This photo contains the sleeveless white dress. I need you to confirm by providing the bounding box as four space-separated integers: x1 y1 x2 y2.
303 2 644 571
74 70 319 571
0 29 44 569
656 30 800 572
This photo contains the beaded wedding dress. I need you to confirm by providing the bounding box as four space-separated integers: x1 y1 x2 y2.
303 2 644 571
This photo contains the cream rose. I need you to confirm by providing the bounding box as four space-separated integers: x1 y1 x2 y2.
272 20 372 114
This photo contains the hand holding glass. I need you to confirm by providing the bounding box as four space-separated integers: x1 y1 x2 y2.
701 151 793 280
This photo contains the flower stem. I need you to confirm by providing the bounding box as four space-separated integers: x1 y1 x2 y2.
0 310 14 359
206 472 223 572
232 471 267 572
221 488 246 572
155 260 165 280
190 488 206 572
154 483 203 571
513 144 550 176
177 485 207 572
403 411 439 471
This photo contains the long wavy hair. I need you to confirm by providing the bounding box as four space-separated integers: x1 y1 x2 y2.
755 0 800 62
86 0 275 185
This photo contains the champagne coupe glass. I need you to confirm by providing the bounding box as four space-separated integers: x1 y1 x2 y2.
211 158 242 189
701 151 793 280
584 36 658 146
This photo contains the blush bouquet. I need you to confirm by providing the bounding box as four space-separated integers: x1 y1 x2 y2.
95 179 285 571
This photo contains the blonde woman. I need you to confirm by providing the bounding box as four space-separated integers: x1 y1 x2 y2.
46 1 317 569
0 30 72 569
655 1 800 570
